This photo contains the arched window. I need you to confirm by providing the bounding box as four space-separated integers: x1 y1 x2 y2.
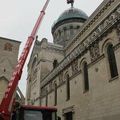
58 30 61 38
83 61 89 91
76 25 80 29
66 74 70 100
63 27 67 38
107 44 118 78
70 26 74 36
54 83 57 106
53 59 58 69
46 89 48 106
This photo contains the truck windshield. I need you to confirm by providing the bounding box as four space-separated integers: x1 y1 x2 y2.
23 110 56 120
24 110 43 120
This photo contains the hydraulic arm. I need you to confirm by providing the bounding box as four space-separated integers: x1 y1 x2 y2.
0 0 50 119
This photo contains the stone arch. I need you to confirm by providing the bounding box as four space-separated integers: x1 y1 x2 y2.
79 57 87 70
64 71 70 101
101 38 114 54
82 61 89 91
106 43 118 79
64 71 69 80
79 58 89 92
101 38 118 79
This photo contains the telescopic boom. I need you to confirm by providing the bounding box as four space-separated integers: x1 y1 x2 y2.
0 0 50 119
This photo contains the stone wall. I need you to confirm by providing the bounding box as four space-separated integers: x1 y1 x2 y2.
0 37 20 103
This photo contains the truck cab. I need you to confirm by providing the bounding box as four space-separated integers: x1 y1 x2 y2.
13 105 57 120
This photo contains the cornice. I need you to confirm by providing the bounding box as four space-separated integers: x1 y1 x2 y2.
52 18 86 34
0 36 21 43
41 2 120 87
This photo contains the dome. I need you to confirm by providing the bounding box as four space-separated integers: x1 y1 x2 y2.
54 7 88 26
51 7 88 47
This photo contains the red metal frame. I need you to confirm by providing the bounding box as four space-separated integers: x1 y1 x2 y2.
0 0 50 119
21 105 57 111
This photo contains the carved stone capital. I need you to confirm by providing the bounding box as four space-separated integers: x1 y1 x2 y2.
90 42 100 62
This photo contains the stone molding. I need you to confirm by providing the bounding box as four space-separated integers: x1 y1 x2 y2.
90 42 100 62
71 59 78 75
62 105 75 115
0 76 8 82
0 36 21 43
41 4 120 87
116 22 120 40
114 42 120 50
52 18 85 34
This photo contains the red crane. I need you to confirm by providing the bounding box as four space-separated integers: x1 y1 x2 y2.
0 0 50 119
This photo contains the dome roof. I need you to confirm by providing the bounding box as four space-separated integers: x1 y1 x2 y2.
55 7 88 24
51 7 88 46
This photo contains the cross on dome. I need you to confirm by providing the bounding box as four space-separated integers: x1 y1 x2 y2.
67 0 74 8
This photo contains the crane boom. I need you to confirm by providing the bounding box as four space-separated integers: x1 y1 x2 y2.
0 0 50 119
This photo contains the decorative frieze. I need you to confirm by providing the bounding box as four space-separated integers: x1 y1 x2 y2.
41 5 120 87
116 22 120 40
71 59 78 75
90 42 100 62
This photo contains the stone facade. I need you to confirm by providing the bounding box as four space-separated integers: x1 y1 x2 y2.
26 38 64 105
26 0 120 120
0 37 21 103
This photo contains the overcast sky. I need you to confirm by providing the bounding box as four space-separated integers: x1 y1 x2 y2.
0 0 103 96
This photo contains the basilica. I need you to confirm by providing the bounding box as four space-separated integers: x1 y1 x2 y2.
26 0 120 120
